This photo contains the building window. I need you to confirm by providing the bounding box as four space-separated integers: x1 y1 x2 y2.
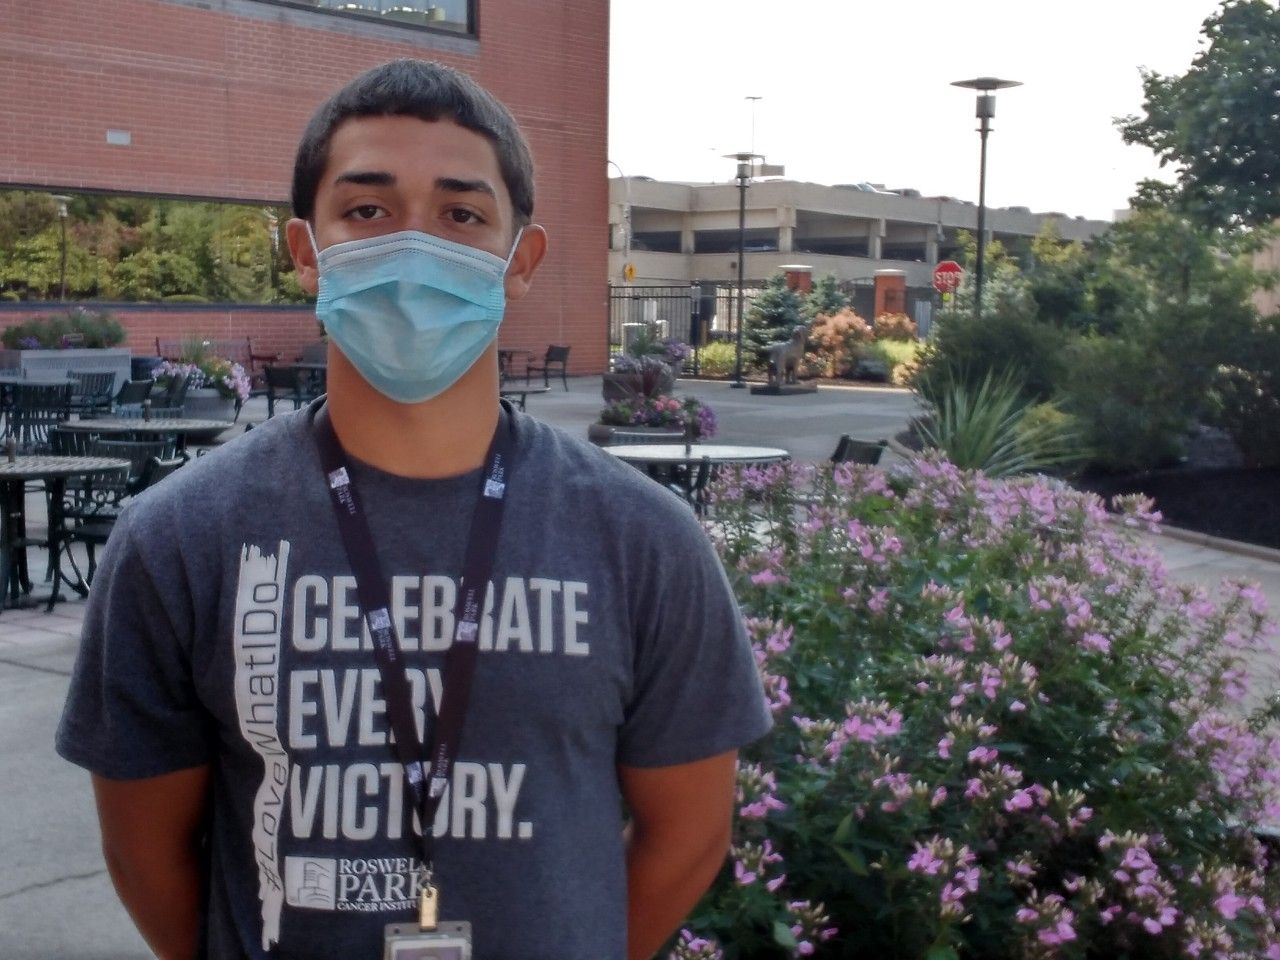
632 231 681 254
694 228 778 254
260 0 472 34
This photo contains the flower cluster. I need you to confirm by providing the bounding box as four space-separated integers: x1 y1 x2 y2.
154 356 251 402
677 454 1280 958
599 394 717 439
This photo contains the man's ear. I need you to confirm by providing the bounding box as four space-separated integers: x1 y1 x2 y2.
504 224 548 302
285 218 320 297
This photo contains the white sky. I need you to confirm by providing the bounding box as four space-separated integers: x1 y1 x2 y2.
608 0 1225 222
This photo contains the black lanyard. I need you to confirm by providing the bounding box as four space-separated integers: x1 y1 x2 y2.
311 402 515 875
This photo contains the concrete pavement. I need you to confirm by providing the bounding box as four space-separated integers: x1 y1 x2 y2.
0 376 1274 959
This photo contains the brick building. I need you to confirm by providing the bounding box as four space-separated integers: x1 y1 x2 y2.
0 0 609 370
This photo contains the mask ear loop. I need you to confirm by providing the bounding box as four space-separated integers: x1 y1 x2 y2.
305 221 321 260
503 227 525 271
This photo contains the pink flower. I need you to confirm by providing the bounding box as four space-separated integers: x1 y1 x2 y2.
967 745 998 766
1215 892 1249 920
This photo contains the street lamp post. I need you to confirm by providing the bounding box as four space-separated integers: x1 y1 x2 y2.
607 160 631 282
950 77 1021 320
726 153 757 389
53 195 71 301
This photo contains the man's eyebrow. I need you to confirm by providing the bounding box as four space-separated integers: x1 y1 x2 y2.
436 177 497 200
333 170 396 188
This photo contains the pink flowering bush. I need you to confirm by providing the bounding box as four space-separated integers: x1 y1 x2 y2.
674 455 1280 959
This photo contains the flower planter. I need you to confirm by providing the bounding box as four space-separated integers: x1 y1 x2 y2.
587 423 687 446
602 369 675 402
182 387 238 422
0 347 131 390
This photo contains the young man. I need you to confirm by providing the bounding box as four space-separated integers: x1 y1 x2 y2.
56 60 770 960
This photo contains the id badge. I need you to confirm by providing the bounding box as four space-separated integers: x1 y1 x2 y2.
382 921 472 959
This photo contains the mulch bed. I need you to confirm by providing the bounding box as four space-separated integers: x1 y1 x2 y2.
1074 467 1280 552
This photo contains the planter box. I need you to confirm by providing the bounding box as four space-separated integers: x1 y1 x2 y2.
587 422 687 446
0 347 132 392
182 388 238 422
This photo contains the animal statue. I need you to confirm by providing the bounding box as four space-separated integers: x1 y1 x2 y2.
766 326 808 387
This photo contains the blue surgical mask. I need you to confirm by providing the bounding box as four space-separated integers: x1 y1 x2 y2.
309 225 523 404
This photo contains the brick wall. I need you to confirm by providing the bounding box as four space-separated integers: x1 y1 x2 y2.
0 302 320 363
0 0 609 371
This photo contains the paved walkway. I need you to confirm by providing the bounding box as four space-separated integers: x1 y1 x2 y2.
1 377 1274 959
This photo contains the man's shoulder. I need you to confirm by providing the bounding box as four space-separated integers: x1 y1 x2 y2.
123 411 313 532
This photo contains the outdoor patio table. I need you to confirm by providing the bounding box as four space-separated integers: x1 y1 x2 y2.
604 443 791 511
61 416 235 451
604 443 791 468
0 455 129 611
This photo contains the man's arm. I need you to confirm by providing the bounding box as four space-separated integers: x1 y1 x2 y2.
618 750 737 960
92 765 211 960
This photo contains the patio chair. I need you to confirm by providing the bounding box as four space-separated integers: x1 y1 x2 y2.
68 371 117 418
91 437 180 496
830 435 888 465
113 378 154 417
264 366 305 417
58 454 186 590
526 345 570 391
148 372 189 418
606 429 687 445
5 382 72 452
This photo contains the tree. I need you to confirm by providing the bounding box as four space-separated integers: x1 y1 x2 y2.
802 274 849 321
743 273 805 358
1119 0 1280 227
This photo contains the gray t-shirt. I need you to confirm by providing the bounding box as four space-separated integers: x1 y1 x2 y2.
56 402 771 960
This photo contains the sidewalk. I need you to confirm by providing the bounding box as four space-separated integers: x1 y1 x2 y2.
1 376 1275 959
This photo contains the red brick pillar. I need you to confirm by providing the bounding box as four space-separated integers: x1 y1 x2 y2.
780 265 813 294
874 269 906 317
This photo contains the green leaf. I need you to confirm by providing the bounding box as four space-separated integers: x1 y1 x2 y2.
834 845 869 876
772 920 799 949
925 945 960 960
834 811 855 844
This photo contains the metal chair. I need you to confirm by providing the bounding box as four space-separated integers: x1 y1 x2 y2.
91 438 179 496
149 372 189 418
5 383 72 452
264 366 305 417
526 345 571 391
830 435 888 465
68 371 117 418
113 378 155 418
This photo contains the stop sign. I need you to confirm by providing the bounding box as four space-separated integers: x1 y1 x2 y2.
933 260 963 293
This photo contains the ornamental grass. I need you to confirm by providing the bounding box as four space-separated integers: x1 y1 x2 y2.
674 456 1280 960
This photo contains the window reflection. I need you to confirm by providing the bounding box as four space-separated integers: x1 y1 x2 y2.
289 0 470 32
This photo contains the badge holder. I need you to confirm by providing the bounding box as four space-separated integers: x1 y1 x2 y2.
382 879 473 959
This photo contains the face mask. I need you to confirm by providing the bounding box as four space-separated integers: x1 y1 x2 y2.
309 225 522 404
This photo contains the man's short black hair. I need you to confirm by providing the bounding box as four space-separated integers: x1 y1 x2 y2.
291 59 535 226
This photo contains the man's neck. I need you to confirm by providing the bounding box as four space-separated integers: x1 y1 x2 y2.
324 345 501 479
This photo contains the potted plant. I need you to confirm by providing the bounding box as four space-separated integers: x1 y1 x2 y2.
587 393 717 446
603 324 690 402
153 338 251 421
0 307 131 385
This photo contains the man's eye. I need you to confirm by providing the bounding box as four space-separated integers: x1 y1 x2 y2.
448 209 482 224
349 205 386 221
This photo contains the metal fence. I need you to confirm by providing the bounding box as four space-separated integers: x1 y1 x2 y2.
607 279 939 371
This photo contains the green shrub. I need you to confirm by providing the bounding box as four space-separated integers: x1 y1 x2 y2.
161 294 211 304
1207 315 1280 467
696 341 739 378
1058 336 1191 472
914 370 1085 477
919 304 1067 404
0 308 126 349
676 459 1280 959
